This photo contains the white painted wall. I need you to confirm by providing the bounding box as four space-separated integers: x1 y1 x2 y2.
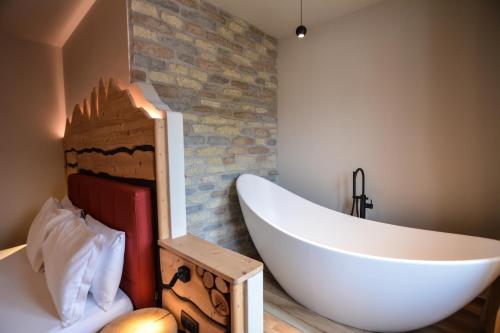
0 33 66 248
245 271 263 333
63 0 129 115
277 0 500 239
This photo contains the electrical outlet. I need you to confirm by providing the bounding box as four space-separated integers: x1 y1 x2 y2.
181 310 199 333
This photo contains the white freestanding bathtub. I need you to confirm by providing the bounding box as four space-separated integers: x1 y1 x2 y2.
236 174 500 332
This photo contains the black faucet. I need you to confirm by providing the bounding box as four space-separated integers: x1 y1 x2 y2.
350 168 374 219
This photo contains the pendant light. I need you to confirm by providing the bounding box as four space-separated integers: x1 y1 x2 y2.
296 0 307 39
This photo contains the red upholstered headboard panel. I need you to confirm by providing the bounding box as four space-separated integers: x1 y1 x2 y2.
68 173 155 309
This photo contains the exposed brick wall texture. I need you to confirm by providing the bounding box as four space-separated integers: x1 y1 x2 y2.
128 0 278 256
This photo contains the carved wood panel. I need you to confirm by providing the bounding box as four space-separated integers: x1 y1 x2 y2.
62 78 171 239
62 79 158 181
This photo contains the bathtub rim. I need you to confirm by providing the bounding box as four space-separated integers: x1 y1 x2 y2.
237 174 500 266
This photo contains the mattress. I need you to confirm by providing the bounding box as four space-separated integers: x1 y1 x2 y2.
0 248 133 333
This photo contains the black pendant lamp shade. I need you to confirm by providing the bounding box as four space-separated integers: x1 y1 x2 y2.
296 25 307 39
296 0 307 38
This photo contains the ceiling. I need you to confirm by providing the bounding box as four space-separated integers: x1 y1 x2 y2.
0 0 383 46
209 0 384 39
0 0 95 47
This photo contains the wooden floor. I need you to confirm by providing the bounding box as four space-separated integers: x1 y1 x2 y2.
263 274 484 333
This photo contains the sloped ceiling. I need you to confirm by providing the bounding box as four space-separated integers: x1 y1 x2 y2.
0 0 96 47
0 0 384 46
209 0 384 38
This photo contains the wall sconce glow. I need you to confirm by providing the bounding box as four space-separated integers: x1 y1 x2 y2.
53 116 68 139
296 0 307 39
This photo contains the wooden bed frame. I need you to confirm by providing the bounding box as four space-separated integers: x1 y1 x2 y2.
62 78 264 332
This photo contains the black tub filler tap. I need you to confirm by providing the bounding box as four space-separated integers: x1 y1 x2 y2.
350 168 374 219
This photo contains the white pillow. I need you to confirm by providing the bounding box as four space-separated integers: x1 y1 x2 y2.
42 217 104 327
26 198 74 272
86 214 126 311
61 196 82 217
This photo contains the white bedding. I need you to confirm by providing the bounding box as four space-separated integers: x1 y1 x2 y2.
0 248 133 333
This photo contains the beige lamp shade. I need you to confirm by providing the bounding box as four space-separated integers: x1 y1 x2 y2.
101 308 177 333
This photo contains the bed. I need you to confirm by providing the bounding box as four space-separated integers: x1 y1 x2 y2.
0 173 157 332
0 248 131 332
0 79 170 332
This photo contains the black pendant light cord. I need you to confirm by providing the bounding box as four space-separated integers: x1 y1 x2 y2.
300 0 303 25
296 0 307 38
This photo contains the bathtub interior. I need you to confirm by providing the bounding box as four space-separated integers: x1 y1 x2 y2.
237 174 500 262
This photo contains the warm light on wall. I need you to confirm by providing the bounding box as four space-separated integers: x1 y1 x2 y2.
53 118 67 139
128 83 165 119
53 62 68 139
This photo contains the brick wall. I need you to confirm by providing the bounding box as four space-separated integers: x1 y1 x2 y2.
128 0 278 256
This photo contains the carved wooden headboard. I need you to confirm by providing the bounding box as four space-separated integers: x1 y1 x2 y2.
62 78 170 239
62 79 264 331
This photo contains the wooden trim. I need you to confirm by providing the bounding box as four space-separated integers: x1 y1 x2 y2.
0 245 26 261
158 234 264 285
154 119 170 239
231 282 245 332
131 82 187 238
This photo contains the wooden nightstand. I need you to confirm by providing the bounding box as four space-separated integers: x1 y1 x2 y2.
159 234 264 333
101 308 177 333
